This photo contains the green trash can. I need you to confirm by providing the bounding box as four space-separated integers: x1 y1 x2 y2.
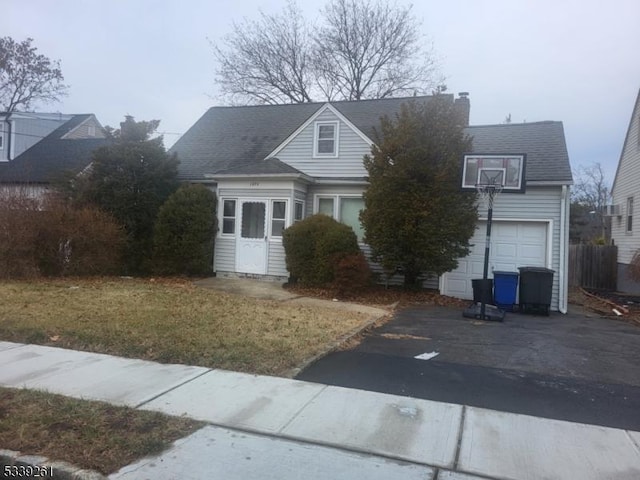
518 267 554 316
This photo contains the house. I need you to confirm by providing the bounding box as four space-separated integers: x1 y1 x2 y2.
0 112 107 199
610 88 640 294
171 94 573 312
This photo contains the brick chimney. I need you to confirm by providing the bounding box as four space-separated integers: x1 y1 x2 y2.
454 92 470 126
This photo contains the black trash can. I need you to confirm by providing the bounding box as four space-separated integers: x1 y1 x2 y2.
518 267 554 316
493 271 519 312
472 278 494 305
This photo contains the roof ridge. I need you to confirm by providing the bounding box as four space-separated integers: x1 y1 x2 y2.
205 95 438 112
468 120 560 128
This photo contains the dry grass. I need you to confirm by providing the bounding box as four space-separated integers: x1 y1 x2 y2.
285 283 470 309
0 277 371 375
0 387 204 474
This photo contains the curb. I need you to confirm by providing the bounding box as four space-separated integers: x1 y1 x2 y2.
0 449 107 480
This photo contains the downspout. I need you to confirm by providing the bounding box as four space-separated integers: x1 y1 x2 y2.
2 113 11 161
558 185 568 313
5 113 15 160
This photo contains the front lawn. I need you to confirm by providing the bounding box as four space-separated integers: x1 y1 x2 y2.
0 278 372 375
0 387 204 475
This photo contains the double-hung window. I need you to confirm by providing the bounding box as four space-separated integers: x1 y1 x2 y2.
222 199 236 235
271 201 286 237
314 121 338 157
627 197 634 233
294 201 304 222
316 195 365 241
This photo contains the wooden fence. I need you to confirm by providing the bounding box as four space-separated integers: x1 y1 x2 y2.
568 244 617 290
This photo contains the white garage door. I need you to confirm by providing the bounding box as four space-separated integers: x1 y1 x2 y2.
441 221 548 300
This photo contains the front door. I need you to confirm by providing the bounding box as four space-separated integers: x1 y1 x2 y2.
236 200 267 274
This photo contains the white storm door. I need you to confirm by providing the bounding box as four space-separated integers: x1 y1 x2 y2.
236 200 267 274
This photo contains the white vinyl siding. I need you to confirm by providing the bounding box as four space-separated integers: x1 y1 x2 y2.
446 186 563 311
62 116 106 139
611 97 640 265
268 242 288 277
276 109 370 178
214 237 236 272
214 180 307 279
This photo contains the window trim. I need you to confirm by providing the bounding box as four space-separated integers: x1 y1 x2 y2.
220 198 237 237
294 200 305 223
269 199 288 239
314 194 365 241
626 196 634 234
313 121 339 158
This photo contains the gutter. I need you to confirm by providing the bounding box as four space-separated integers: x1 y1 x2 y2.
558 185 569 313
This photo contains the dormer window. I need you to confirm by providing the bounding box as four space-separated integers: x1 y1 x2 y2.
314 121 338 157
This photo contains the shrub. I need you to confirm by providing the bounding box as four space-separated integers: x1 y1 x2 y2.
332 252 372 297
283 214 361 286
152 184 216 275
0 190 124 278
0 189 41 278
35 201 125 276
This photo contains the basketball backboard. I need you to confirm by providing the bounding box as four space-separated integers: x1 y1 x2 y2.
461 154 526 193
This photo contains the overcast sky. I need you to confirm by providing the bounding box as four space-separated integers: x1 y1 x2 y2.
4 0 639 184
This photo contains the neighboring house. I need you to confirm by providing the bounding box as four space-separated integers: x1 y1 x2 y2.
0 112 107 199
610 88 640 294
171 94 572 312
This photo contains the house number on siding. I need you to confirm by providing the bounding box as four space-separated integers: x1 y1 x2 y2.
250 182 260 187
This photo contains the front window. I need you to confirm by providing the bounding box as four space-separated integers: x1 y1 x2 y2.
316 195 365 241
318 197 335 216
222 199 236 234
271 201 286 237
627 197 634 233
340 197 365 240
314 121 338 156
294 201 304 222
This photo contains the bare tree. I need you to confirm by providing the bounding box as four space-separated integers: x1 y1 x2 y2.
571 162 611 242
211 1 314 105
572 163 611 211
210 0 441 104
0 37 68 112
314 0 439 101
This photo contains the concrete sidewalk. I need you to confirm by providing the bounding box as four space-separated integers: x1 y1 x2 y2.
1 341 639 480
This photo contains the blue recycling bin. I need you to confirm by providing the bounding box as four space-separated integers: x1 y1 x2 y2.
493 271 519 312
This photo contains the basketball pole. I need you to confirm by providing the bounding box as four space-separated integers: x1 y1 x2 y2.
480 187 495 319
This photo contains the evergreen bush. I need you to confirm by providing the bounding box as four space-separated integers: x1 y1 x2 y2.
283 214 360 286
152 184 216 275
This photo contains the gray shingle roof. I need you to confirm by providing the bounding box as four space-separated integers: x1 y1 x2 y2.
171 96 441 181
0 114 109 183
466 122 572 183
172 97 572 184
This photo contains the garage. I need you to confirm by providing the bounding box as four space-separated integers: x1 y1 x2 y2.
441 220 550 300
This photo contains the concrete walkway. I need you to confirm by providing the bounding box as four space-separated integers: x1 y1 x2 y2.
1 341 639 480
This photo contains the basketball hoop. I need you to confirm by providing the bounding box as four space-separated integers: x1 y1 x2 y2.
475 183 503 209
461 154 527 321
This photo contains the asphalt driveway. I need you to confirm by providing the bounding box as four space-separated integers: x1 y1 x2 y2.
297 304 640 430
